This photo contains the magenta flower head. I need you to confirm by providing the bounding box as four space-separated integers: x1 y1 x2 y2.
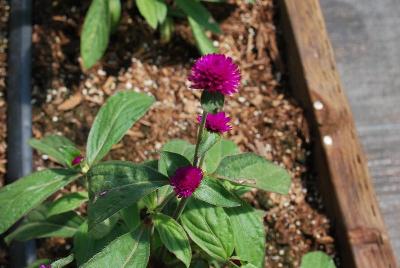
39 265 51 268
170 166 203 198
71 155 84 166
188 54 241 95
198 112 232 133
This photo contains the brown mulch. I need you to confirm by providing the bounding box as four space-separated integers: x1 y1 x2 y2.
0 0 337 267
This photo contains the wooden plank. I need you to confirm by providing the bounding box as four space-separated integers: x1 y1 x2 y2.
278 0 398 267
319 0 400 259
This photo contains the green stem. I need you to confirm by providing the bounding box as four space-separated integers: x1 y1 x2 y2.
193 110 208 167
173 197 189 221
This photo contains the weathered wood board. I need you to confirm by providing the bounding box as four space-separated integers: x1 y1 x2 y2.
319 0 400 262
279 0 398 267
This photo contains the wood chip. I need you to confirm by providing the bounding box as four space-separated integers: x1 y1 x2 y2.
58 92 82 111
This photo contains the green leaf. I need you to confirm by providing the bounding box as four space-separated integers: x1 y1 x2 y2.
193 177 241 207
51 254 74 268
198 131 220 159
175 0 221 33
225 203 265 268
200 91 224 113
156 185 174 205
109 0 121 32
81 0 111 69
181 199 234 261
121 203 141 231
46 191 88 217
86 91 154 166
159 151 191 177
153 213 191 267
189 17 217 55
82 225 151 268
141 191 158 210
136 0 167 29
213 153 291 194
202 138 239 173
0 169 80 234
89 213 119 239
300 251 336 268
142 159 159 170
74 221 128 266
29 135 80 167
162 139 195 162
160 17 174 43
87 161 168 227
5 212 83 244
27 259 51 268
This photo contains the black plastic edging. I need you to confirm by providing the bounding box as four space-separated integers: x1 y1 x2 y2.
6 0 36 266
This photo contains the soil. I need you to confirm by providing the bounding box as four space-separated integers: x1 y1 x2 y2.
0 0 337 267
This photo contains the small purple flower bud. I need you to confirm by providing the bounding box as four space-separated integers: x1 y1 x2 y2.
71 155 84 166
170 166 203 198
188 54 241 96
39 264 51 268
198 112 232 133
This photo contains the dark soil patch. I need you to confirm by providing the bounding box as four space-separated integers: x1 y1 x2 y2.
1 0 337 267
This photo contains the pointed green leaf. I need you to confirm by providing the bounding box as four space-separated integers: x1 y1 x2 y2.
159 151 191 177
175 0 221 33
87 161 168 227
189 17 217 55
46 191 88 217
203 138 239 173
109 0 121 32
214 153 291 194
82 225 151 268
0 169 80 234
121 203 141 231
51 254 75 268
225 203 265 268
162 139 195 162
198 131 220 159
193 177 241 207
86 91 154 166
27 259 51 268
29 135 80 167
181 199 234 261
74 221 128 266
5 212 83 244
142 159 159 170
200 91 224 113
81 0 111 69
300 251 336 268
160 17 174 43
154 213 191 267
136 0 167 29
89 213 120 239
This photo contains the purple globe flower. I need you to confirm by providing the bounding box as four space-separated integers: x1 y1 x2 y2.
39 265 51 268
188 54 241 95
170 166 203 198
198 112 232 133
71 155 84 166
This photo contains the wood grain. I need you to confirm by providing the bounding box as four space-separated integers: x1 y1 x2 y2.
319 0 400 260
278 0 398 267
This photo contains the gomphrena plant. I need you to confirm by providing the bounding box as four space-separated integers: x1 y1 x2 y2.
81 0 225 69
0 54 335 268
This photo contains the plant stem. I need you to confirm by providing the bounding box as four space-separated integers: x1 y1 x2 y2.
193 110 208 167
173 197 189 221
